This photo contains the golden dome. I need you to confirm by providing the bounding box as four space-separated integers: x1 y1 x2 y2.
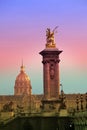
16 65 30 83
14 64 32 96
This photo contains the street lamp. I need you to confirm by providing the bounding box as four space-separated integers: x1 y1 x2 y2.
76 96 79 111
60 84 66 109
85 93 87 109
80 94 83 111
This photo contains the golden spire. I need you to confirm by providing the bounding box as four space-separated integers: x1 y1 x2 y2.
20 60 25 72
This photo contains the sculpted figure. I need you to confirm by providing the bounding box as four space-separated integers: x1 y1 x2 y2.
46 28 54 45
46 27 58 48
2 101 13 112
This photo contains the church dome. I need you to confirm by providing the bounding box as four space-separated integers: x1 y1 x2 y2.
14 64 32 96
16 65 30 83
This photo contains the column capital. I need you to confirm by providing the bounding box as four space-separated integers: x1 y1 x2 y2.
42 60 49 64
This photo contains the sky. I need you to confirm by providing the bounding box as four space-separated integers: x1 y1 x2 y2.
0 0 87 95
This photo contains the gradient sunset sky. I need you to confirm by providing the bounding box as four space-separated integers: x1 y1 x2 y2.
0 0 87 95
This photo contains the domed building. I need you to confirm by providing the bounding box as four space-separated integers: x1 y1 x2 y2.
0 64 41 114
14 64 32 96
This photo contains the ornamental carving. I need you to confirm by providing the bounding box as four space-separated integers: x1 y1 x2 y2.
50 64 55 79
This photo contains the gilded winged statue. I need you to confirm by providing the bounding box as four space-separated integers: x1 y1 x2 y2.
46 27 58 48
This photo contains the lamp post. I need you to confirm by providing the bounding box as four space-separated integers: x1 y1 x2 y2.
60 84 66 109
76 96 79 111
85 93 87 109
80 94 83 111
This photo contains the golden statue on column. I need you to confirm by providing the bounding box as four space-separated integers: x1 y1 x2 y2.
46 26 58 48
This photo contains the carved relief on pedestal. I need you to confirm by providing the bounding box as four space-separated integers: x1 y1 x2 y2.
50 64 55 79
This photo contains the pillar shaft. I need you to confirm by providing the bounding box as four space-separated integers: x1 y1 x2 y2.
40 49 62 99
